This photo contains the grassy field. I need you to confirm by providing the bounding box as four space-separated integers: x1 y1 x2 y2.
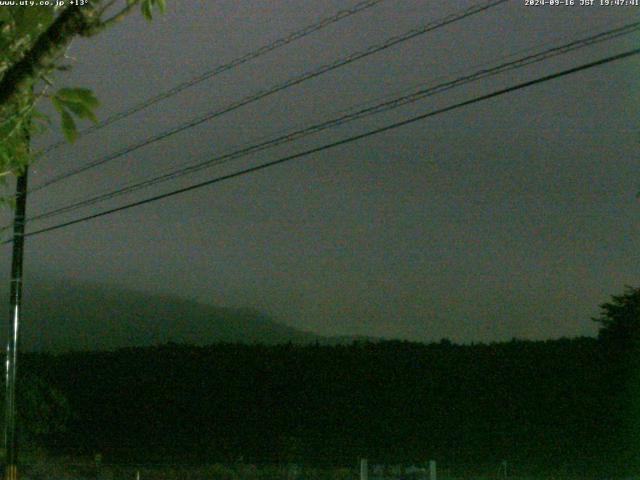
14 459 640 480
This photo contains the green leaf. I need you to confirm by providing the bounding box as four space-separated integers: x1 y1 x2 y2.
53 88 100 126
60 110 77 143
0 9 12 24
62 101 97 123
31 109 51 126
56 88 99 109
0 195 17 211
13 6 54 38
156 0 166 13
51 96 64 114
0 145 11 166
141 0 153 21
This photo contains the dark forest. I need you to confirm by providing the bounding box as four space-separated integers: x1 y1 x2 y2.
8 287 638 478
17 335 637 477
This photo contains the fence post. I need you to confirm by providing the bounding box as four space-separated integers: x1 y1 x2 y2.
94 453 102 478
428 460 436 480
360 458 368 480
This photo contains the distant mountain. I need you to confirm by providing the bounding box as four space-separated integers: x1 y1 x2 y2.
1 278 380 352
6 279 316 352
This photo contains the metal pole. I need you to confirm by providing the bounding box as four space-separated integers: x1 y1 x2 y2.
3 169 28 480
360 458 368 480
428 460 436 480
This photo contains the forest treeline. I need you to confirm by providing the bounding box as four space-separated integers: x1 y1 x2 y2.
15 287 640 476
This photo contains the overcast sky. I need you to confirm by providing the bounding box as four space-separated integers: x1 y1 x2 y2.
1 0 638 343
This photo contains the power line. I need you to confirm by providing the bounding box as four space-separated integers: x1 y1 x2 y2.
29 0 508 194
39 0 388 155
22 21 640 226
25 22 639 223
8 47 638 244
79 15 633 194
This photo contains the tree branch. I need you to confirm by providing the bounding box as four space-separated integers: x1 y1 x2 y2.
0 1 108 110
0 7 85 108
100 1 139 30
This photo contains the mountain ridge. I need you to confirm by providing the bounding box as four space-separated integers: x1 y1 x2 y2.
3 278 381 352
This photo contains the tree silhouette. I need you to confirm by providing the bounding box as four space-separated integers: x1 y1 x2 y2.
0 375 71 448
593 286 640 351
593 287 640 471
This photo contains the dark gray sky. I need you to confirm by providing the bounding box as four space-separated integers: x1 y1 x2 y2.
1 0 638 343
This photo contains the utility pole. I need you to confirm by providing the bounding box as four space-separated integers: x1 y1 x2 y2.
3 169 28 480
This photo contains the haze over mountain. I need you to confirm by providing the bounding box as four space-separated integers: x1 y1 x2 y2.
4 278 378 352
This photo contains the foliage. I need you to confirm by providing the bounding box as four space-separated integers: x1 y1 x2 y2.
0 0 166 185
593 285 640 350
0 6 52 177
21 462 357 480
0 375 72 447
592 286 640 469
9 292 638 476
140 0 166 21
18 375 72 441
20 335 635 476
51 87 99 142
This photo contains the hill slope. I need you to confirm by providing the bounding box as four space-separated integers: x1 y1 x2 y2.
10 279 321 351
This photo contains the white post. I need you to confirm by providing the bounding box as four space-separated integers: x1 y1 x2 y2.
428 460 436 480
360 458 368 480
